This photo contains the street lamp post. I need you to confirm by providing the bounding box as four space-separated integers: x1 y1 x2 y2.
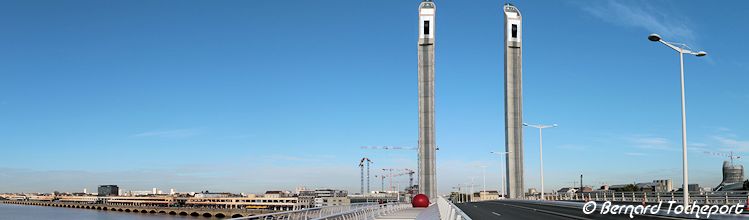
523 123 557 200
491 151 511 199
470 176 476 200
647 33 707 208
479 165 488 194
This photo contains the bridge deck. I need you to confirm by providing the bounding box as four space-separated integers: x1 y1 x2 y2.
376 205 439 220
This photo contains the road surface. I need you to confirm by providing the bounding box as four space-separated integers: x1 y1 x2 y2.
457 200 690 220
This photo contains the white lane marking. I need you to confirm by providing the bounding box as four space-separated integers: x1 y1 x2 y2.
492 212 502 216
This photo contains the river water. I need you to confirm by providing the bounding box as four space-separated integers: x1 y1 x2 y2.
0 203 194 220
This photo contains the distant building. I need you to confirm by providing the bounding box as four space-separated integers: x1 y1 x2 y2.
476 191 499 201
722 161 744 184
314 189 347 198
635 183 655 192
264 191 290 198
599 185 610 191
97 185 119 197
314 197 350 207
688 184 701 192
557 188 576 196
606 180 673 192
676 184 703 192
129 190 152 196
716 182 745 191
527 188 537 195
347 192 399 204
653 179 673 192
715 161 745 191
296 190 316 209
194 192 233 198
448 192 472 203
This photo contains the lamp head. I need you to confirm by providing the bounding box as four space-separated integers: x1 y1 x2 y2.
552 124 559 127
695 51 707 57
522 123 529 126
648 33 661 42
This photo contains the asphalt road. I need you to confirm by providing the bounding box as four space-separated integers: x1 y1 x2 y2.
457 200 691 220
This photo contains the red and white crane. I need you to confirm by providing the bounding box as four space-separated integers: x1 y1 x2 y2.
359 157 373 194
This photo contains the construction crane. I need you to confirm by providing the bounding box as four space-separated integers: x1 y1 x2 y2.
380 168 417 192
359 157 373 194
374 174 387 192
393 168 416 191
381 168 395 192
391 169 416 194
704 150 742 165
361 146 417 150
360 146 440 151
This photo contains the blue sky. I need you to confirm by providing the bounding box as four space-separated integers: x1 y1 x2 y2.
1 0 748 195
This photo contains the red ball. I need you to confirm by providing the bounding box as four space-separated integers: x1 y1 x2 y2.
411 194 430 208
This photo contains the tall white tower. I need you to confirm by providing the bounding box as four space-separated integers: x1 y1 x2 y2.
417 0 437 199
503 3 524 199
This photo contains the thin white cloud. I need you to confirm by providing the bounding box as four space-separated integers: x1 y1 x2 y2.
629 136 672 150
582 0 697 44
712 136 749 152
132 129 199 138
716 127 732 132
624 152 646 157
261 154 337 163
689 142 708 147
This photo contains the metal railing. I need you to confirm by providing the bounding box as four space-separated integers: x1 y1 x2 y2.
311 203 410 220
436 196 472 220
229 203 406 220
546 191 749 205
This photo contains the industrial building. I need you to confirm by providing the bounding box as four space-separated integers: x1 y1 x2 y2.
715 160 746 191
97 185 119 197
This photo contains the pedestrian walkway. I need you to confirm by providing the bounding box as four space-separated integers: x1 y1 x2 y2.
375 205 439 220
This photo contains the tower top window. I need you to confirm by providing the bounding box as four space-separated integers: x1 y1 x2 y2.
424 21 430 35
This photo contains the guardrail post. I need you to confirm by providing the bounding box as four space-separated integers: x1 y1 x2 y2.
705 194 709 204
725 192 729 205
